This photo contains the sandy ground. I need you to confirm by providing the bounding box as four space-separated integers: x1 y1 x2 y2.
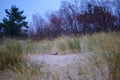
24 53 109 80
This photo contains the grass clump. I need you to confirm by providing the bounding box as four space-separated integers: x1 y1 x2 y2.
55 36 81 53
85 32 120 80
19 40 36 54
0 39 23 70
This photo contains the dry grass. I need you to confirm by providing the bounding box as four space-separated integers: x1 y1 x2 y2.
84 32 120 80
54 36 81 54
0 31 120 80
19 39 53 54
0 39 23 70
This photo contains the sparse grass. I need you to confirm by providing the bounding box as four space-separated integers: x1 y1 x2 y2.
12 63 42 80
0 63 43 80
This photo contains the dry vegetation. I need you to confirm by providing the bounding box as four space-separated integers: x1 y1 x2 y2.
0 32 120 80
84 32 120 80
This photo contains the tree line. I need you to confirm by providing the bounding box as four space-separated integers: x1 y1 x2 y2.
0 0 120 39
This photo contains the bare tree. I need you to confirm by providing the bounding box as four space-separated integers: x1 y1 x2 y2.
30 14 46 39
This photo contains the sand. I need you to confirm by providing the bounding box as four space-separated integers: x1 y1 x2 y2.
24 53 109 80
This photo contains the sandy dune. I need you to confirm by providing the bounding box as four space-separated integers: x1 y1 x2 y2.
25 53 109 80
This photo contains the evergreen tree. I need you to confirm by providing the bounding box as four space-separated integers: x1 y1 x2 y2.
0 5 28 37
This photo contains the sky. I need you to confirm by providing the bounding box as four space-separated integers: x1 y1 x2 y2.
0 0 62 23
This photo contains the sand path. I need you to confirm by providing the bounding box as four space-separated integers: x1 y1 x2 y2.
25 53 109 80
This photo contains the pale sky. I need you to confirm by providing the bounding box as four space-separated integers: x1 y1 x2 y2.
0 0 62 22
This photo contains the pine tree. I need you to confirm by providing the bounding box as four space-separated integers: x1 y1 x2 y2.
0 5 28 37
